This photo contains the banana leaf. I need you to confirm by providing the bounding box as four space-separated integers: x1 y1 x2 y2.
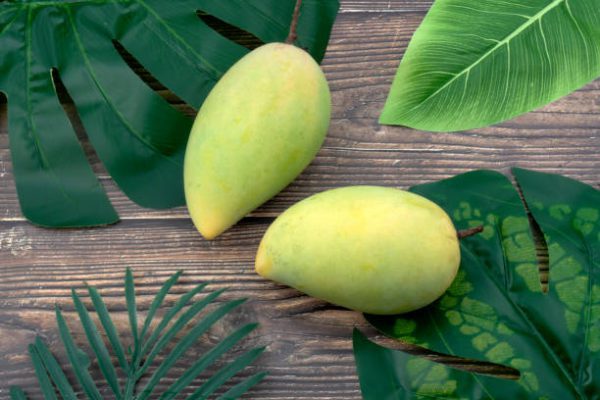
379 0 600 131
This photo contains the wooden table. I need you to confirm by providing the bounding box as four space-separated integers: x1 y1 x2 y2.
1 1 599 398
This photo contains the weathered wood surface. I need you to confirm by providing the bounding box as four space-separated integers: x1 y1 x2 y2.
0 0 598 398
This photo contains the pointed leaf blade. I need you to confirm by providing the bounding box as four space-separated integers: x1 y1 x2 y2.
137 298 246 400
32 338 78 400
9 387 27 400
55 306 103 400
87 285 129 373
188 346 266 399
72 290 122 399
141 282 209 357
216 371 268 400
160 323 260 400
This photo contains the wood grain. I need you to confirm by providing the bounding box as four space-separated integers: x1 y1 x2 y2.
0 0 597 398
0 10 598 222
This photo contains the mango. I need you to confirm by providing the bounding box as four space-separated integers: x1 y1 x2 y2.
255 186 461 315
184 43 331 240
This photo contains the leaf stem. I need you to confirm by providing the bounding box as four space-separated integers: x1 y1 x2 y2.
285 0 302 45
457 225 484 239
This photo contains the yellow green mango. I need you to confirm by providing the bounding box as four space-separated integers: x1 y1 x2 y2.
255 186 461 315
184 43 331 240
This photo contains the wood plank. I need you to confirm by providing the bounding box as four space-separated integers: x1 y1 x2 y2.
0 1 597 398
340 0 433 12
0 11 598 222
0 218 517 399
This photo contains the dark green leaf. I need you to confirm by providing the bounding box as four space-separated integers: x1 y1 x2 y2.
87 285 129 373
28 344 58 400
125 268 139 363
0 0 339 227
140 270 182 344
72 290 122 399
9 387 27 400
55 306 103 400
357 169 599 399
137 298 247 400
188 346 266 399
215 372 268 400
160 323 260 400
138 287 225 376
32 338 78 400
141 282 209 357
379 0 600 131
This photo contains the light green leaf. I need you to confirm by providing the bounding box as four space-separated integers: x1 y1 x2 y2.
379 0 600 131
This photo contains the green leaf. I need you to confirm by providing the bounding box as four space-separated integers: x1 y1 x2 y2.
216 372 268 400
9 387 27 400
125 268 140 364
188 346 266 399
55 306 103 400
72 290 122 399
32 338 78 400
138 287 226 377
138 298 247 400
140 282 209 357
160 323 261 400
379 0 600 131
356 169 599 399
0 0 339 227
27 344 58 400
87 284 130 373
140 270 182 343
18 270 265 399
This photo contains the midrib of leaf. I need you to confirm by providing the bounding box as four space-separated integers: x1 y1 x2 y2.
576 237 594 389
135 0 221 79
64 6 182 168
426 310 496 400
461 244 584 398
408 0 566 113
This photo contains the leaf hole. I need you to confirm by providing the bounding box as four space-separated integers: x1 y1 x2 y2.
111 40 197 118
196 11 264 51
513 178 550 293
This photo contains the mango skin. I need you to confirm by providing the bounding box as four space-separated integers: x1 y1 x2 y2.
184 43 331 240
255 186 460 315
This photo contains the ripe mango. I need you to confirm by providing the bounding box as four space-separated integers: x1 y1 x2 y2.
255 186 461 315
184 43 331 240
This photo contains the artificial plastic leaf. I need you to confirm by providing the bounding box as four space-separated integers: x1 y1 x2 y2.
379 0 600 131
0 0 339 227
12 269 266 399
355 169 599 399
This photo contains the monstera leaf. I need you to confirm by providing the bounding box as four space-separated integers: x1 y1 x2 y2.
379 0 600 131
0 0 339 227
354 169 600 399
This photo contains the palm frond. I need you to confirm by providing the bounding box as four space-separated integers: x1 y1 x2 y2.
10 269 266 400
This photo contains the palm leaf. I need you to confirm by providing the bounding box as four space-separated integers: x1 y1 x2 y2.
11 269 266 399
